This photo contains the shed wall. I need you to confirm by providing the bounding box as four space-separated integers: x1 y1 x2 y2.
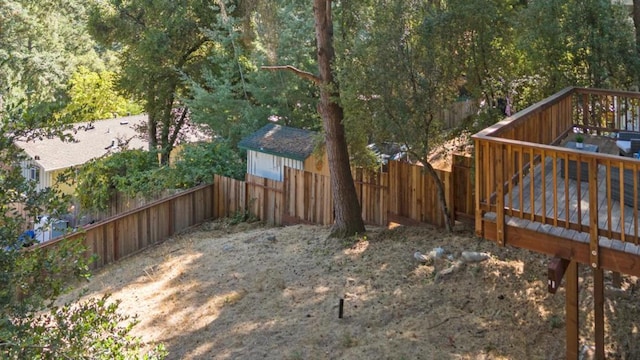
246 150 303 181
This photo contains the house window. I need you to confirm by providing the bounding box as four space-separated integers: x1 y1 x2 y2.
29 167 40 182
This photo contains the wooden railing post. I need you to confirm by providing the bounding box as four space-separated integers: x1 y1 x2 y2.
588 158 599 269
475 139 483 238
496 143 505 245
583 93 590 129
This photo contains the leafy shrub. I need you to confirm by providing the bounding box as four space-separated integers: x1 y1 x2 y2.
171 140 246 188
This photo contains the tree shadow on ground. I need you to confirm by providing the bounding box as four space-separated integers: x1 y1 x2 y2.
62 221 640 359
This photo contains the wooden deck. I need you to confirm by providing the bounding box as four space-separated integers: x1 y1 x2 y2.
473 87 640 276
485 134 640 254
484 152 640 256
472 87 640 359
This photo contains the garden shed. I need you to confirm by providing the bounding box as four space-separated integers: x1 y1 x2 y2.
238 123 328 181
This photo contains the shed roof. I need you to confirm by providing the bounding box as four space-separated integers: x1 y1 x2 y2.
238 123 318 161
15 115 148 172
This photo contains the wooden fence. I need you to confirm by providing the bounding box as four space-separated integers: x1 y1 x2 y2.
213 174 247 219
37 183 214 269
246 174 284 225
214 155 474 228
284 169 334 225
37 154 473 272
452 155 474 221
387 161 454 228
440 99 478 129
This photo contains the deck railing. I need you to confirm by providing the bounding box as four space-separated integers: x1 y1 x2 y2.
474 87 640 267
573 87 640 133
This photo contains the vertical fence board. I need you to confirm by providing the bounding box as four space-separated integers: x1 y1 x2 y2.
453 154 474 220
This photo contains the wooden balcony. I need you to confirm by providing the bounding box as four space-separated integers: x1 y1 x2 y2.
473 87 640 277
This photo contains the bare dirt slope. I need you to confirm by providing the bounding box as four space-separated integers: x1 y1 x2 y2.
61 220 640 359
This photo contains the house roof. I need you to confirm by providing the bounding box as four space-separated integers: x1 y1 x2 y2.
15 114 149 172
238 123 318 161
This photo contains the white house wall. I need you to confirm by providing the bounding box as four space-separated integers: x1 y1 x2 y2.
246 150 303 181
20 159 49 191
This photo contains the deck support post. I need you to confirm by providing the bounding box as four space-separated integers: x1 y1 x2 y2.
589 156 604 360
566 260 579 360
548 257 570 294
593 267 605 360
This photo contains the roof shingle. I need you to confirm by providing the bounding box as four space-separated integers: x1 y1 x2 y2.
15 115 148 172
238 123 318 161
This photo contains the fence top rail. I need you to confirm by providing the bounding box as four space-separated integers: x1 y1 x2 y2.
30 182 214 251
473 87 576 139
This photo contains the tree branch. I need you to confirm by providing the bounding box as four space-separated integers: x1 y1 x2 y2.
168 106 189 148
178 39 209 68
261 65 321 84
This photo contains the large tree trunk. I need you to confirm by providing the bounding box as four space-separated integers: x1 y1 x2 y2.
148 109 158 152
147 86 177 166
159 94 174 166
314 0 365 238
423 161 453 232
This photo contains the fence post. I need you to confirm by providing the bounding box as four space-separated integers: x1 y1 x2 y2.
167 197 174 237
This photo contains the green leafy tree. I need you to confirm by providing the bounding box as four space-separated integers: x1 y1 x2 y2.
248 0 320 130
0 0 105 106
444 0 524 111
61 67 144 122
0 101 164 358
184 12 268 147
340 0 461 231
634 0 640 55
171 140 246 187
88 0 221 165
185 1 320 147
517 0 639 92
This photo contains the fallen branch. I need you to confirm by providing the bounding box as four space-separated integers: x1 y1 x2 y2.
261 65 321 84
435 260 464 282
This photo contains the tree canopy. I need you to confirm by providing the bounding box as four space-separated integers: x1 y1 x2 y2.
88 0 220 164
0 0 105 106
60 67 144 122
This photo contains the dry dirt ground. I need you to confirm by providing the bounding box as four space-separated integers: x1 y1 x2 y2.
60 220 640 360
